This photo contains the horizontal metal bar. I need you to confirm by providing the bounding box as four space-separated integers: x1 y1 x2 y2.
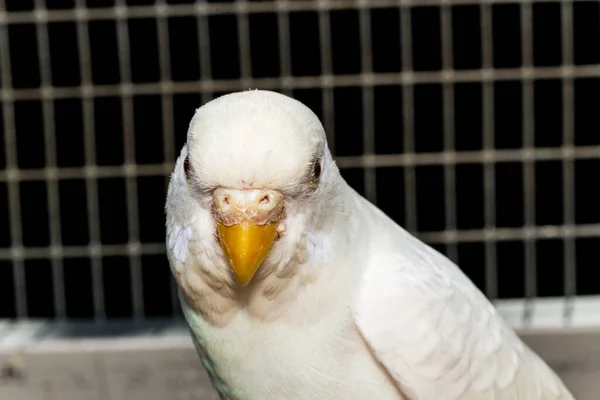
1 146 598 183
0 0 570 25
2 65 599 102
418 223 600 243
0 163 173 181
335 146 600 168
1 223 599 262
0 243 165 261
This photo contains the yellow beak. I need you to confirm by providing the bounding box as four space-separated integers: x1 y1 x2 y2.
217 221 278 287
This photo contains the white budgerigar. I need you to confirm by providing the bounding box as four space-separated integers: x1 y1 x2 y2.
165 90 574 400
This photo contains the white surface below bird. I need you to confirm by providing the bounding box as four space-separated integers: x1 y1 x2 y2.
165 90 575 400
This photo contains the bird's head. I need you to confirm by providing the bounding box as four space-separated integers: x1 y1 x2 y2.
166 90 344 290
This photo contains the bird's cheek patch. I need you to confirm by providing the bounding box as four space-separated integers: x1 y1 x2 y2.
306 232 333 267
168 225 192 265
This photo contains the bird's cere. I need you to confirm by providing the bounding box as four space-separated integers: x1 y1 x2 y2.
212 187 285 226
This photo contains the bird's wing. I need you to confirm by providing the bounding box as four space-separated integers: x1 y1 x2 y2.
352 208 574 400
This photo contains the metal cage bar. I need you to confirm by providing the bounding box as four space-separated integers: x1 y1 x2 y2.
400 7 417 234
33 0 66 319
236 0 253 88
318 3 336 154
359 5 377 204
0 0 582 25
560 0 577 322
520 0 537 325
440 4 458 263
481 2 498 300
75 0 106 321
114 0 144 319
0 1 27 318
277 0 293 98
2 65 598 101
197 0 213 106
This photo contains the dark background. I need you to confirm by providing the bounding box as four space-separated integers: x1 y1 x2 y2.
0 0 599 320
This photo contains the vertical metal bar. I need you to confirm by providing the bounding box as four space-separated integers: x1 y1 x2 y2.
400 6 417 233
481 2 498 300
236 0 252 87
561 0 576 323
318 3 335 154
197 0 213 105
440 4 457 263
0 2 27 318
156 1 174 167
34 0 66 319
155 0 178 317
521 1 536 325
359 6 376 204
75 0 105 320
277 0 292 97
115 0 144 319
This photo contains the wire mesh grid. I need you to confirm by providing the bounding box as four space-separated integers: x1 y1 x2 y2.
0 0 599 325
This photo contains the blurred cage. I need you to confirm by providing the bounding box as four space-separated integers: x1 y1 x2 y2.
0 0 599 399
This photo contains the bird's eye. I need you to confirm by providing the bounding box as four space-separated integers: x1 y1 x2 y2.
183 155 192 183
313 160 321 181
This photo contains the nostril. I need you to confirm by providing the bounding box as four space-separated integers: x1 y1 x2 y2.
259 195 270 205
